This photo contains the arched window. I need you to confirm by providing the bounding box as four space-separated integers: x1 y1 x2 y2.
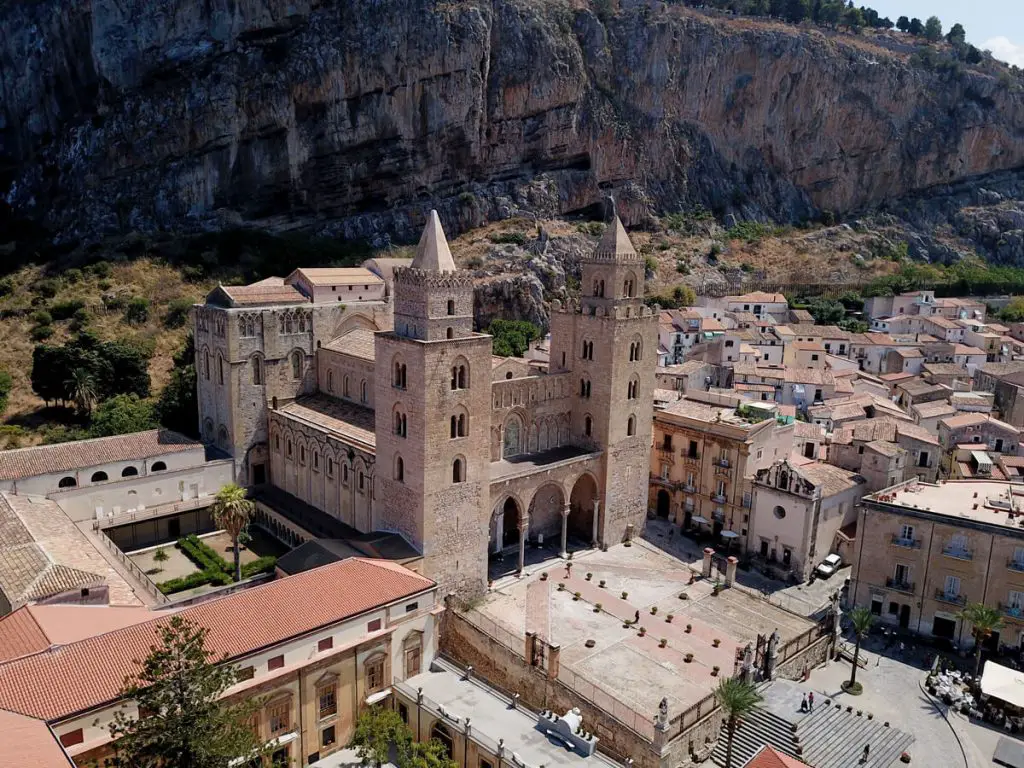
505 371 513 379
252 355 263 386
450 363 468 390
627 376 639 400
344 375 350 397
287 440 293 458
393 361 406 389
394 455 404 483
202 349 210 380
450 412 467 439
90 471 108 483
121 466 139 477
360 380 368 403
394 409 407 438
446 327 454 339
217 426 229 449
58 476 77 488
151 462 166 472
580 378 591 398
452 458 465 484
217 354 224 385
431 723 454 759
584 415 592 437
447 299 455 315
503 417 522 458
291 351 302 379
626 415 636 436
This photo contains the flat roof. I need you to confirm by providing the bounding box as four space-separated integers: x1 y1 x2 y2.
867 480 1024 533
400 661 621 767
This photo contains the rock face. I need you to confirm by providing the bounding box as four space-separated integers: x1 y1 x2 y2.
3 0 1024 244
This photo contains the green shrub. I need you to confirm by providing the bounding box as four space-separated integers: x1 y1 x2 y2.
676 260 690 275
176 535 231 573
464 255 484 269
644 256 658 275
30 325 54 341
0 278 14 297
123 297 150 325
488 231 527 246
31 278 60 298
157 569 231 595
576 221 605 237
64 268 83 284
241 556 278 578
725 221 782 243
0 371 12 418
31 309 53 326
163 298 194 329
103 293 127 311
88 262 112 278
51 299 86 321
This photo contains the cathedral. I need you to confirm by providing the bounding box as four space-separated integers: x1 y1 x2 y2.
195 211 658 593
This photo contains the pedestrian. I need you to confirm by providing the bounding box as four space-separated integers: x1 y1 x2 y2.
808 691 814 711
634 609 640 624
565 562 572 578
800 694 808 713
862 744 870 763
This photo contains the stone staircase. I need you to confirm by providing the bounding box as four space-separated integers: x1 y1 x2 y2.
710 681 914 768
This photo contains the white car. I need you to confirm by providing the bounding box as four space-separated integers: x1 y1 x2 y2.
815 553 843 578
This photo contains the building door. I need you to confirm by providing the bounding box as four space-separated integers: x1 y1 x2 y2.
899 604 911 629
168 517 181 539
932 616 956 639
656 490 671 519
760 540 769 557
804 442 815 458
252 463 267 485
996 439 1005 453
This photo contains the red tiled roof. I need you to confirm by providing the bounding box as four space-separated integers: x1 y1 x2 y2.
0 559 433 721
743 745 809 768
0 609 49 663
0 606 158 663
0 709 74 768
216 282 307 306
0 429 200 481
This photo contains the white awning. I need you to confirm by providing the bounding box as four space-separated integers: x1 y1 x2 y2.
981 662 1024 708
690 516 709 525
365 687 392 706
720 530 740 539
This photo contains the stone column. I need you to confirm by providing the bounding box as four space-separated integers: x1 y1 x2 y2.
560 504 571 559
725 556 738 587
591 499 600 547
517 519 528 575
547 643 561 680
702 547 714 578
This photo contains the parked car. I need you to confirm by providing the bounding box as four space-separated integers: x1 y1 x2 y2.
815 553 842 578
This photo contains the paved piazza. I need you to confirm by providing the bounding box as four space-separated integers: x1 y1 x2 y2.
476 539 813 716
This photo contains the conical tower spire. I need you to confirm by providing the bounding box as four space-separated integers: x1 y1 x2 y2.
411 210 456 273
594 215 638 259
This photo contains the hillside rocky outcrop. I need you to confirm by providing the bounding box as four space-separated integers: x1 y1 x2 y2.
2 0 1024 255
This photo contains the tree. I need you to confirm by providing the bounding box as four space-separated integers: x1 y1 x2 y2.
924 15 943 42
818 0 842 26
715 678 763 768
66 367 98 417
488 319 540 358
403 740 459 768
946 22 966 45
808 297 846 325
156 334 199 438
959 602 1004 681
352 706 408 768
896 15 910 32
842 5 864 31
998 298 1024 323
908 17 924 36
746 0 769 15
0 370 12 418
844 606 874 693
124 296 151 325
783 0 809 23
211 484 255 582
106 615 264 768
90 394 157 437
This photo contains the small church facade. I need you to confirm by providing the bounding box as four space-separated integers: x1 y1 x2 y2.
195 212 658 594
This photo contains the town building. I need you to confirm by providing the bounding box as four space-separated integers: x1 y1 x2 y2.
0 558 439 767
749 457 865 580
937 413 1021 475
723 292 789 320
827 418 941 488
195 211 658 595
850 479 1024 645
648 392 793 545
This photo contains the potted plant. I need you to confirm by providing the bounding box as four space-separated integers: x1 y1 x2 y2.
621 591 629 599
586 572 593 581
651 606 658 615
639 626 647 637
684 652 694 663
900 753 911 764
540 572 548 581
573 591 582 601
679 592 689 600
594 603 602 612
685 623 692 633
659 638 668 648
666 614 674 623
558 583 566 591
713 638 721 648
712 666 720 676
599 579 606 588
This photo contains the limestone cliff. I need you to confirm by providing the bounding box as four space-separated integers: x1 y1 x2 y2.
2 0 1024 246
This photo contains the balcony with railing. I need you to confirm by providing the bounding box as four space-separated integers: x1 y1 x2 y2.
890 535 922 549
682 483 697 494
942 545 973 561
683 453 701 465
1001 603 1024 621
714 464 732 478
933 589 967 606
886 578 915 593
649 473 673 488
1008 558 1024 573
716 457 731 468
711 492 728 504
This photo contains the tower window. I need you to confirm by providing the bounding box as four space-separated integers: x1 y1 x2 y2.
395 456 404 482
252 356 263 385
593 279 605 298
360 380 368 403
447 299 455 315
580 379 591 398
450 364 467 390
218 355 224 385
291 351 302 379
203 349 210 380
446 327 454 339
452 458 465 484
450 413 467 439
627 377 639 400
394 410 407 438
627 415 636 436
584 416 592 437
581 340 593 360
393 361 407 389
629 340 643 362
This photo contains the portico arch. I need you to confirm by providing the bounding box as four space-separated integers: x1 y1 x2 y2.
568 473 599 545
490 495 524 555
527 483 564 543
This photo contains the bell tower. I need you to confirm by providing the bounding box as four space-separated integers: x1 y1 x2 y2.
549 204 658 545
375 211 492 596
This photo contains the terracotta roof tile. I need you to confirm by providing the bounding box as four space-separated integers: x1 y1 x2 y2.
276 395 376 450
0 429 200 481
743 745 809 768
322 328 377 361
0 606 157 663
217 283 307 306
0 559 433 721
289 268 383 286
0 608 49 663
0 709 74 768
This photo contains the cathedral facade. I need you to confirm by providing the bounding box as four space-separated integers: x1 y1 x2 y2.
195 211 657 594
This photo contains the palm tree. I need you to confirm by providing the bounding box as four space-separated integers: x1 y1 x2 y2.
959 602 1004 680
66 367 97 416
714 677 763 768
844 606 874 693
211 483 255 582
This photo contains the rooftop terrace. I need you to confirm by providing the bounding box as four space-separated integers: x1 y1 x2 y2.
867 479 1024 533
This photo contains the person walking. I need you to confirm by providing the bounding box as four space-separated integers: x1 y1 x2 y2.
565 562 572 578
861 743 870 764
808 691 814 711
800 694 808 713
